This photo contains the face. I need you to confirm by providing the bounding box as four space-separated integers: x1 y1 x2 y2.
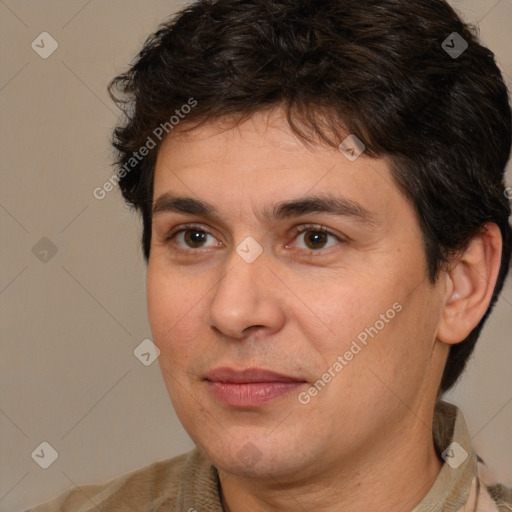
147 108 448 483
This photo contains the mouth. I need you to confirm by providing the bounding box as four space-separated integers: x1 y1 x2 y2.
204 367 308 408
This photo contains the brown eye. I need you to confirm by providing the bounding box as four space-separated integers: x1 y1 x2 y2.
293 225 342 251
183 229 208 248
165 224 220 251
302 230 329 249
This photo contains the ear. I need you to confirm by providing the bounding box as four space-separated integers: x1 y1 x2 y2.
437 223 502 345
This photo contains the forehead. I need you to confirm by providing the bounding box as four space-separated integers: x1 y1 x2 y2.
152 109 407 227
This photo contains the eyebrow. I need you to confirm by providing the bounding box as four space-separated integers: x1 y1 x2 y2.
152 193 379 227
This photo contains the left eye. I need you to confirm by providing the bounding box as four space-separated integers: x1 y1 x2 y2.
292 225 342 251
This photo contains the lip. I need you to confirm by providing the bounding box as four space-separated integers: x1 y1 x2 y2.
205 367 305 384
205 367 307 407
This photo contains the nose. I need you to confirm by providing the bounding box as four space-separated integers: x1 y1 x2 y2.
206 244 286 340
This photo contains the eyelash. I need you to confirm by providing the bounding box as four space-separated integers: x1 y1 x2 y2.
163 223 345 255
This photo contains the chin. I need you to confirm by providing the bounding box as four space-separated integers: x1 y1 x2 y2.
193 429 316 480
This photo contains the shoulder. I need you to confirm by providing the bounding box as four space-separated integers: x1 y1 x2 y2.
24 449 209 512
487 483 512 511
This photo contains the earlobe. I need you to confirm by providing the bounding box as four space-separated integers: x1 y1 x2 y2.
437 223 502 345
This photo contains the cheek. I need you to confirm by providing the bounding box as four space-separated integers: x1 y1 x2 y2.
314 274 431 382
360 287 441 392
315 279 397 347
146 269 170 339
146 266 197 356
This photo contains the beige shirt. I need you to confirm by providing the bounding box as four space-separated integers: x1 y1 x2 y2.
26 401 512 512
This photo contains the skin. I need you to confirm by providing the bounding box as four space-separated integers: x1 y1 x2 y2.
146 107 502 512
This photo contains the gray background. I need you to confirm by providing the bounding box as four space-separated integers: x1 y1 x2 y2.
0 1 511 510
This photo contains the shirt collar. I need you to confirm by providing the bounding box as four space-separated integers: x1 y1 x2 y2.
413 400 478 512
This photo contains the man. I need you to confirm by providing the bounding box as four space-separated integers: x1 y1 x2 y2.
27 0 512 510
